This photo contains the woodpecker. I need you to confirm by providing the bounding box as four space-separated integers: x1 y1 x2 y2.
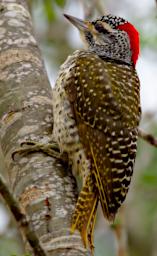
53 14 141 251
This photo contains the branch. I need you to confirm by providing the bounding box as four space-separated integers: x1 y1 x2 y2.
0 175 47 256
80 0 107 19
111 207 128 256
95 0 107 16
80 0 97 19
138 129 157 147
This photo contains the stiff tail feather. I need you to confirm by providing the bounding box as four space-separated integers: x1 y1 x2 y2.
71 174 98 252
90 144 115 222
87 197 98 254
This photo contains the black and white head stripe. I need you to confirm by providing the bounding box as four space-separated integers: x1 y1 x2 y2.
92 14 128 29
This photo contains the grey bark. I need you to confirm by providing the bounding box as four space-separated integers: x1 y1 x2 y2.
0 1 90 255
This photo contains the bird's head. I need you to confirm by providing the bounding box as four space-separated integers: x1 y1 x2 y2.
64 14 140 66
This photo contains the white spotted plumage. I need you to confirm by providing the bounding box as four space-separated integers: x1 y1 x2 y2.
53 50 91 182
53 13 141 251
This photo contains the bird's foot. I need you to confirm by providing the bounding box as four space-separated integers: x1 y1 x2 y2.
12 140 67 162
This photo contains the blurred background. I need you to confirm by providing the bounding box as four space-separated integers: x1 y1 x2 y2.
0 0 157 255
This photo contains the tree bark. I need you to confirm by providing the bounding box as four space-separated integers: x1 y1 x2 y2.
0 1 90 255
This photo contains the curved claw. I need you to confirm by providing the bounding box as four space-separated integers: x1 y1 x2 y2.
12 141 66 162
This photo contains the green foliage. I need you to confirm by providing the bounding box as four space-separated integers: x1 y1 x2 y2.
43 0 66 22
55 0 66 7
0 237 23 256
136 129 157 222
135 12 157 51
138 129 157 187
44 0 56 22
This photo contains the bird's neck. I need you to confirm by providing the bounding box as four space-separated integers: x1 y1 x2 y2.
87 32 133 66
88 44 132 66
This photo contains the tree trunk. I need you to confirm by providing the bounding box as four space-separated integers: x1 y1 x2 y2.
0 1 90 255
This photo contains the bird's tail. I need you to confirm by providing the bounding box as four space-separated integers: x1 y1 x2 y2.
90 144 116 222
71 173 98 252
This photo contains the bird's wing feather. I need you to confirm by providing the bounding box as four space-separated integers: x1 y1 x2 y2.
64 51 141 216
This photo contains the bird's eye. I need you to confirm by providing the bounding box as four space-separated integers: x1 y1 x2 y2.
94 23 109 34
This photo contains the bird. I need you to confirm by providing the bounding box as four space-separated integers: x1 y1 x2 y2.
52 13 141 252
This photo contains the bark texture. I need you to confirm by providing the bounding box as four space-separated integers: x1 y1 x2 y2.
0 1 90 255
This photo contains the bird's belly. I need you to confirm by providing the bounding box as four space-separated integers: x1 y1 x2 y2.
53 82 90 182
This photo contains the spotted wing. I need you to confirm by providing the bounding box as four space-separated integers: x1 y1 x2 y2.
65 51 141 217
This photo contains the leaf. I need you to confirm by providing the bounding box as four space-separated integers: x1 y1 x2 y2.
141 173 157 186
43 0 56 22
55 0 66 7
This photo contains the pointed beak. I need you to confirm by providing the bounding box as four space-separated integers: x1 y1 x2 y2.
64 14 89 31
